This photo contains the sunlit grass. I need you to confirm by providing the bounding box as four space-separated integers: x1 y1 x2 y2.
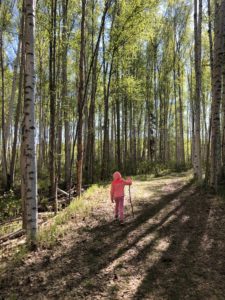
133 169 193 182
37 185 105 248
0 220 22 238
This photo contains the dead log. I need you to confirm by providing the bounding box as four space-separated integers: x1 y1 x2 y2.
57 188 69 196
0 229 25 244
0 217 22 226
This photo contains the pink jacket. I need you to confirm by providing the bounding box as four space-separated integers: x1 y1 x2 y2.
110 171 132 200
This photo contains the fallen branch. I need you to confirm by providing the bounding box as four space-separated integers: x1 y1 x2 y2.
0 217 22 227
0 186 88 244
0 229 25 245
57 188 69 197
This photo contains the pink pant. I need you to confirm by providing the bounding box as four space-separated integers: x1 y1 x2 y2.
115 197 124 221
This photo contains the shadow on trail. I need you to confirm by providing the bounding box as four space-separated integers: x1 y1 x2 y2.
132 191 225 299
2 180 223 299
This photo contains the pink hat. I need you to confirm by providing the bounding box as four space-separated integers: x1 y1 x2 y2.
113 171 122 180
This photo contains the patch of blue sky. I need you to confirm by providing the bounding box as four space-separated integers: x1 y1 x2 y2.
3 0 19 66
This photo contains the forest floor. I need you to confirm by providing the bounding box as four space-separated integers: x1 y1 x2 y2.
1 172 225 299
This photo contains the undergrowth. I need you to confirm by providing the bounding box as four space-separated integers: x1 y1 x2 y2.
37 184 105 248
0 184 106 274
0 220 22 237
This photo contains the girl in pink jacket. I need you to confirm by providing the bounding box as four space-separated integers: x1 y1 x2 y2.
110 171 132 224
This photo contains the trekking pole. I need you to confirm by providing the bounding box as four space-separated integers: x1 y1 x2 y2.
129 185 134 218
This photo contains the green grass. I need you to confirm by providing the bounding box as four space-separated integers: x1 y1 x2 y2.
37 184 104 248
133 169 192 182
0 191 21 222
0 219 22 237
0 184 106 276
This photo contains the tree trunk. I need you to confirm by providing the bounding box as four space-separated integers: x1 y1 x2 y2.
21 0 38 245
49 0 57 212
177 61 185 166
116 73 121 170
205 0 213 183
0 1 8 189
5 49 20 150
221 0 225 174
101 47 115 179
124 95 128 171
193 0 202 182
77 0 86 196
210 0 225 189
10 9 25 189
62 0 71 188
85 0 101 183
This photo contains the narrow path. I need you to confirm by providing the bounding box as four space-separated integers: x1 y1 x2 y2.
1 173 225 299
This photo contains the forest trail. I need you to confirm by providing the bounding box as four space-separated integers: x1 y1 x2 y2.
1 173 225 299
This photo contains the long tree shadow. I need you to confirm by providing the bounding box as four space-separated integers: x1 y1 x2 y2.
132 188 225 299
0 180 196 299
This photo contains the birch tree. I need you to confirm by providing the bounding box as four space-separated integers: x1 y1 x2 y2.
21 0 38 245
0 0 8 189
193 0 202 182
77 0 86 196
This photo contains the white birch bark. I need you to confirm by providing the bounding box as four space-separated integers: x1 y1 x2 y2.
21 0 38 243
193 0 202 182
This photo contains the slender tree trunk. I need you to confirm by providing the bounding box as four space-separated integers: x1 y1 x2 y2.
113 104 116 165
146 45 152 162
210 0 225 189
0 2 8 189
137 106 143 162
37 47 43 174
56 17 62 184
116 70 121 170
5 45 20 152
10 10 25 189
164 89 169 163
142 108 147 160
77 0 86 196
133 103 137 173
61 0 71 187
177 61 185 165
101 48 115 179
205 0 213 182
49 0 57 212
21 0 38 245
116 97 121 170
153 43 158 162
159 91 164 162
173 28 178 167
129 100 133 172
85 0 102 183
221 0 225 174
5 18 23 164
188 66 195 168
207 0 214 84
193 0 202 182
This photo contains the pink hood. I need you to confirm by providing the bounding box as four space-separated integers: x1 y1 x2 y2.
113 171 122 180
111 172 132 199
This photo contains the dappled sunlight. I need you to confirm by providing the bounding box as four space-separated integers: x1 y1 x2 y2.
155 237 171 252
1 174 225 299
181 215 190 223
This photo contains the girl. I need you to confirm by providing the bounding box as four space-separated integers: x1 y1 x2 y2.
110 171 132 224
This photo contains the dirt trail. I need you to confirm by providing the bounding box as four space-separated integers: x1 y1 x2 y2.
1 173 225 299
